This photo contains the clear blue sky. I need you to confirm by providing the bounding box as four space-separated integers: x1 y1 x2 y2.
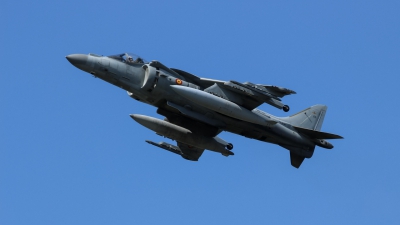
1 1 399 224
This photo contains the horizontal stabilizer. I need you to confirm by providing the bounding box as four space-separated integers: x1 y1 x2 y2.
294 126 343 139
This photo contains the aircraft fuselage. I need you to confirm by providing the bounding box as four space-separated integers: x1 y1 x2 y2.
66 53 339 165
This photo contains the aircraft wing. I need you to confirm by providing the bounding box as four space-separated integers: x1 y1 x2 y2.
258 85 296 98
203 80 296 111
170 68 295 111
171 68 226 89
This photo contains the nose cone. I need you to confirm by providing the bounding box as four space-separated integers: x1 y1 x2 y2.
66 54 91 71
66 54 88 65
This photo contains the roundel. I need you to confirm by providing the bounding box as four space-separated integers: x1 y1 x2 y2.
176 79 183 85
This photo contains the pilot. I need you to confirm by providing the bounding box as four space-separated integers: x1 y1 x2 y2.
128 56 134 63
134 57 144 63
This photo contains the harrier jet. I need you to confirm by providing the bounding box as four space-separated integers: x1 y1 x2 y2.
66 53 342 168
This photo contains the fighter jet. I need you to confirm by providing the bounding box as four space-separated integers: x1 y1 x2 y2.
66 52 343 168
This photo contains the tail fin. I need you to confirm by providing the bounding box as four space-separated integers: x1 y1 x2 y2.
290 151 305 169
280 105 327 131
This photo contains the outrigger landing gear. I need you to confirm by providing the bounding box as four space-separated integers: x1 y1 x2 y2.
283 105 290 112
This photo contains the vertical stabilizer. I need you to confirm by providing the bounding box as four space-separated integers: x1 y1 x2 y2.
290 151 305 168
280 105 327 131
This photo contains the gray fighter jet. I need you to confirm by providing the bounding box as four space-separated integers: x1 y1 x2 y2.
66 52 342 168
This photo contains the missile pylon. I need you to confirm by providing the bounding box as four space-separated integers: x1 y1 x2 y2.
130 114 234 156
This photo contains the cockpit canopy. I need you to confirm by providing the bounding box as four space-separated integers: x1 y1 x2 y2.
108 53 149 64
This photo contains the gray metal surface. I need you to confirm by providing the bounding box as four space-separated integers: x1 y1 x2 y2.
66 52 343 168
